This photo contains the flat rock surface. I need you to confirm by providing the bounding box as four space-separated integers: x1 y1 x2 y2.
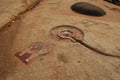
0 0 120 80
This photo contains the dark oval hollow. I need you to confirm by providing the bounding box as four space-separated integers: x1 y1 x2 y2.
71 2 106 16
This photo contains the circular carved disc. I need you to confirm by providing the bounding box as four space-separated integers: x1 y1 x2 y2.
50 25 84 40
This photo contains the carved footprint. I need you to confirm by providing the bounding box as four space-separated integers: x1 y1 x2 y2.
15 42 53 64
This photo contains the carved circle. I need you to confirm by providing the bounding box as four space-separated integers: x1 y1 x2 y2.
50 25 84 41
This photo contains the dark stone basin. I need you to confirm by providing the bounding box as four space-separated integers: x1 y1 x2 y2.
71 2 106 16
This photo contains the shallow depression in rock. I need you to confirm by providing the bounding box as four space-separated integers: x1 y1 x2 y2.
71 2 106 16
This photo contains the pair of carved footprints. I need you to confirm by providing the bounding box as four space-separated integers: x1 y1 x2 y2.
16 42 53 63
16 25 120 64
